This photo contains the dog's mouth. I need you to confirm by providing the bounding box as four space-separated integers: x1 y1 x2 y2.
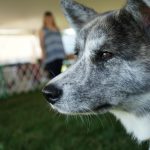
52 103 113 115
79 103 113 114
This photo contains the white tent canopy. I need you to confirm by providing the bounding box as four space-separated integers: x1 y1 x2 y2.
0 0 123 30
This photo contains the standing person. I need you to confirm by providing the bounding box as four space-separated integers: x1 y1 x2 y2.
39 11 65 79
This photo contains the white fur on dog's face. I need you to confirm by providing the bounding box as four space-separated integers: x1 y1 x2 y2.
45 0 150 117
49 19 150 117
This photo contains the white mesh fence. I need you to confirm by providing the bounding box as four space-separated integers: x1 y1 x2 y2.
0 63 48 98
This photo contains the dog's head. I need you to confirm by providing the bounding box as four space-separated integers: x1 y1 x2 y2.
43 0 150 116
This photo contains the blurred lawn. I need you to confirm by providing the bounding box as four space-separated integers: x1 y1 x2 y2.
0 91 148 150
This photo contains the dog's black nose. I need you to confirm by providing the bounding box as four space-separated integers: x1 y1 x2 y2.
42 84 62 104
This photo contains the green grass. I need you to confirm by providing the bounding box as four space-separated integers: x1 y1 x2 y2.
0 91 148 150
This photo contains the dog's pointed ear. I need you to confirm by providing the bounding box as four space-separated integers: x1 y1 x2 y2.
60 0 98 31
125 0 150 32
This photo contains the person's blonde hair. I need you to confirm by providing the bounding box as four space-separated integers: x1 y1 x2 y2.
43 11 58 29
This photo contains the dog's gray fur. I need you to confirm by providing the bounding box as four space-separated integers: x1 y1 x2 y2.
44 0 150 148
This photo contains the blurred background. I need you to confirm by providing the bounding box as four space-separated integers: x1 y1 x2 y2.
0 0 148 150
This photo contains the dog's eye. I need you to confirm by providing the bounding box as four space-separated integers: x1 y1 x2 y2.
93 51 114 62
100 51 113 60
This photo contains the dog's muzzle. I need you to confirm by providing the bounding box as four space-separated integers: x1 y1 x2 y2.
42 84 62 104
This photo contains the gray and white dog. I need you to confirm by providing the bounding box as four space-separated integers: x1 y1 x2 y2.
42 0 150 149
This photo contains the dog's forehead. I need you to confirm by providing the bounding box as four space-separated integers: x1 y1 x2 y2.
76 10 142 51
77 9 138 42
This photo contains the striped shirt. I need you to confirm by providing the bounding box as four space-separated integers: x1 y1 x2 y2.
43 28 65 65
